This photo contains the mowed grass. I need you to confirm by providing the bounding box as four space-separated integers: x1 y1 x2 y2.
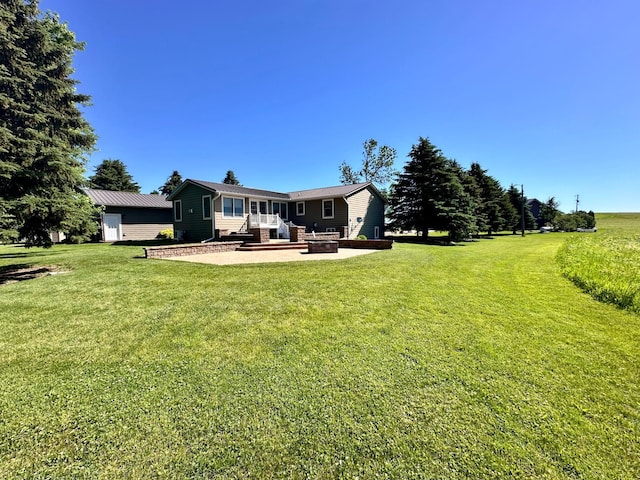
557 213 640 313
0 228 639 478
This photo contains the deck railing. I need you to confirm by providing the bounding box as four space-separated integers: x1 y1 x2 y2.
248 213 280 228
247 214 290 239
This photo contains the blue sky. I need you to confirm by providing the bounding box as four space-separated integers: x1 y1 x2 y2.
40 0 639 212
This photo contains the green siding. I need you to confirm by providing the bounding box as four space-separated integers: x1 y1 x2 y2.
172 184 215 242
288 197 348 232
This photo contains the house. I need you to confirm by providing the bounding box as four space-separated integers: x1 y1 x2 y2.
84 189 173 241
166 180 385 243
526 198 544 228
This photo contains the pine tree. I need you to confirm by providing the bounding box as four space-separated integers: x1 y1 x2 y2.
159 170 182 195
0 0 98 246
467 163 508 235
222 170 241 185
89 159 140 192
388 137 476 240
506 184 536 234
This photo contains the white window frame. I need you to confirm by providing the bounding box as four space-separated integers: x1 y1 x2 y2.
202 195 211 220
222 196 245 218
322 198 334 219
296 201 305 216
174 200 182 222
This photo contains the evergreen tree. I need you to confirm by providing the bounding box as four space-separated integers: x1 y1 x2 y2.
506 184 536 234
159 170 182 195
540 196 560 226
467 163 508 235
89 159 140 192
0 0 98 246
388 137 476 240
222 170 241 185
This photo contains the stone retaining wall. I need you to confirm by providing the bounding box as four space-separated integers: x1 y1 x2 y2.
144 241 243 259
300 232 340 241
308 240 338 253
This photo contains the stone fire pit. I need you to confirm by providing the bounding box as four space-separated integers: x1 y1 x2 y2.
308 240 338 253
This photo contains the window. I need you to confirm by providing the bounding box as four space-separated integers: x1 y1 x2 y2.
273 202 288 219
374 226 380 239
296 201 305 216
322 199 334 219
174 200 182 222
202 195 211 219
223 196 244 217
235 198 244 216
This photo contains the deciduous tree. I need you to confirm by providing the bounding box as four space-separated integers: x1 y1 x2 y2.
0 0 98 246
89 159 140 192
339 139 396 185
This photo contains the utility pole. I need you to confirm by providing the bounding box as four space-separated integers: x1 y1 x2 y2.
575 194 580 213
521 184 525 237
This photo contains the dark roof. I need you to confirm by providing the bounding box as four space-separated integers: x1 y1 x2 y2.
84 189 171 209
288 182 376 201
168 179 382 202
169 179 290 200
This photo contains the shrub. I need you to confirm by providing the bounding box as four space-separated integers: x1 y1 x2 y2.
157 228 174 240
356 234 367 240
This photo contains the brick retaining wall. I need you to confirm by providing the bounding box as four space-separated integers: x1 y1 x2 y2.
144 242 243 259
338 239 393 249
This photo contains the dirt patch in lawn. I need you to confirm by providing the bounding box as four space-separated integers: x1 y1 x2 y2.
0 265 67 285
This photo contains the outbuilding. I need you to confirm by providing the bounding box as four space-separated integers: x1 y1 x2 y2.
84 189 172 241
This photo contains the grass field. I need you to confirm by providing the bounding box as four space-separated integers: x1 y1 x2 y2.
557 213 640 313
1 216 639 478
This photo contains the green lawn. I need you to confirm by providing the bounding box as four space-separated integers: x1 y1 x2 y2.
1 218 639 479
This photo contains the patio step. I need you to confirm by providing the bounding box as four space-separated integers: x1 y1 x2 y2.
237 242 308 251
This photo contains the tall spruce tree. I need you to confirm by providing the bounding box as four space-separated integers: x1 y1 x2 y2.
222 170 241 185
89 159 140 192
159 170 182 195
467 163 508 235
506 184 536 234
0 0 98 246
388 137 476 240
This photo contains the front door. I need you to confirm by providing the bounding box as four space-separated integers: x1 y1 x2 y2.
250 199 269 215
103 213 122 241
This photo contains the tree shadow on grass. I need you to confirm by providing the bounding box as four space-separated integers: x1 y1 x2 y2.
0 264 60 285
388 232 520 247
0 249 60 259
388 236 466 247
